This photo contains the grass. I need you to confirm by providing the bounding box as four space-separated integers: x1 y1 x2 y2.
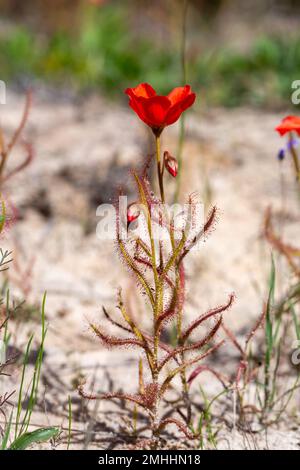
67 396 72 450
0 292 59 450
1 5 300 108
0 105 60 451
263 254 276 412
0 209 59 450
253 256 300 423
195 386 226 449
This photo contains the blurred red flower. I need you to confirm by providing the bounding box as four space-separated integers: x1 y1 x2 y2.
275 115 300 136
125 83 196 135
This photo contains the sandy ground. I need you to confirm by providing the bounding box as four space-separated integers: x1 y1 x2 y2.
1 90 300 449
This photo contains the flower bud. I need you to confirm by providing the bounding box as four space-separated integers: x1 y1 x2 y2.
127 202 140 224
277 148 285 161
164 151 178 177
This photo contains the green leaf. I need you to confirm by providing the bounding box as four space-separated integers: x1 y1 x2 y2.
265 254 276 359
290 301 300 341
264 254 276 409
0 199 6 234
1 412 13 450
8 427 59 450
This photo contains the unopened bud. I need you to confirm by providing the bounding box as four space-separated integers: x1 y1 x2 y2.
164 151 178 177
127 202 140 224
277 148 285 161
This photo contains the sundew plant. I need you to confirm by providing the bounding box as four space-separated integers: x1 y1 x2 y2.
79 83 235 448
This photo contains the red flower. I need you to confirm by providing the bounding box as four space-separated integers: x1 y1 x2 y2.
275 115 300 136
125 83 196 135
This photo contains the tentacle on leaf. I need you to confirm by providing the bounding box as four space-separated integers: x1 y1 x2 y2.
149 205 184 236
162 231 187 277
134 169 159 210
222 322 244 356
134 254 175 290
78 383 148 410
134 169 181 239
161 203 216 279
7 90 32 155
235 360 248 388
102 296 153 365
138 358 145 395
158 316 223 371
135 237 152 258
155 306 177 335
90 323 148 351
117 289 154 367
2 142 34 183
177 262 185 314
117 237 155 307
159 271 175 290
155 285 178 334
0 90 32 181
181 293 235 343
133 170 153 213
188 365 229 388
264 206 300 276
245 306 266 348
141 153 154 180
222 305 266 388
102 306 131 333
143 333 180 365
114 188 155 306
139 383 159 410
178 206 218 263
0 355 18 376
159 340 225 396
134 255 153 270
156 417 195 440
79 381 158 412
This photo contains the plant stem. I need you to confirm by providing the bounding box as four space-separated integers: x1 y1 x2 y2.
0 151 7 184
289 132 300 181
177 263 192 424
174 0 188 203
155 136 165 204
147 145 164 442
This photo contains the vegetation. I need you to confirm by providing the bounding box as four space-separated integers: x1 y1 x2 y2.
0 99 59 450
0 5 300 108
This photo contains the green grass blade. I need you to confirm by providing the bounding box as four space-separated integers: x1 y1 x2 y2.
67 395 72 450
1 411 13 450
19 293 47 435
9 427 59 450
290 301 300 341
15 333 34 439
264 254 276 410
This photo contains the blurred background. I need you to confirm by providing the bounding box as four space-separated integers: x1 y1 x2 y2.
0 0 300 108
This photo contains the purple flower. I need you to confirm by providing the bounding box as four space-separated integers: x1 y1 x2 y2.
277 138 299 161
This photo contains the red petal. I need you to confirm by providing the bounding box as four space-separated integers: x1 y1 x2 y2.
125 83 156 99
138 95 171 127
165 92 196 126
275 115 300 136
128 96 149 125
125 83 196 129
167 85 191 106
